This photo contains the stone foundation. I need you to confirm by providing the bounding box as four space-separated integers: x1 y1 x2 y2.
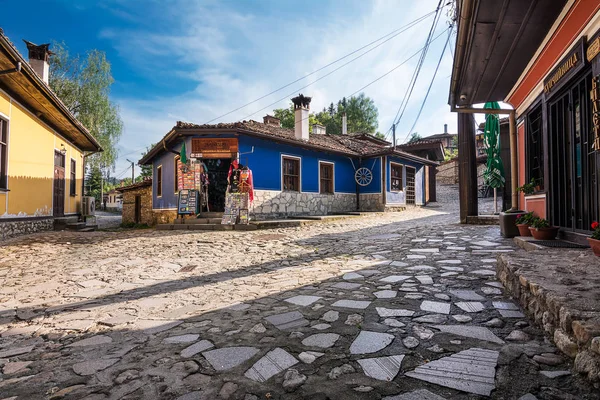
0 218 54 241
153 210 178 225
359 193 385 212
497 252 600 382
251 190 357 220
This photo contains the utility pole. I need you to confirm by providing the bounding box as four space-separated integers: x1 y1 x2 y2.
392 123 396 150
126 159 135 183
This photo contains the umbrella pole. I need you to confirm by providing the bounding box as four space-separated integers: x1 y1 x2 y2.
494 188 498 214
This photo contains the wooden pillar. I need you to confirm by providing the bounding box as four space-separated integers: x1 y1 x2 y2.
458 112 478 223
429 165 437 202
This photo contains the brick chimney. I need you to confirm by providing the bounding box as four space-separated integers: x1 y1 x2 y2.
291 94 311 141
263 115 281 127
23 40 52 84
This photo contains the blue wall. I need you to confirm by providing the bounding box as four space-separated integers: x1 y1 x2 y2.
151 134 388 210
385 155 426 205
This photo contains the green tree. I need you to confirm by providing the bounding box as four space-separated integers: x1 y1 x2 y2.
85 164 103 202
139 144 155 179
273 93 379 136
408 132 422 143
49 42 123 169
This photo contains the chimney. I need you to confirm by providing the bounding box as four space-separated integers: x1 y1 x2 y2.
342 112 347 135
23 40 52 84
312 124 326 135
263 115 281 127
291 94 311 141
444 123 448 134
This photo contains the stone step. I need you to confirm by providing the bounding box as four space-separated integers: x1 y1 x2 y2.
65 222 86 231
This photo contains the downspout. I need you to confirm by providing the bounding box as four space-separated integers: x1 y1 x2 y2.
163 138 182 156
356 158 361 211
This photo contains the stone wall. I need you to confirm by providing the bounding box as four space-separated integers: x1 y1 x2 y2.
497 252 600 382
121 186 154 226
359 193 385 212
437 160 458 184
0 218 54 241
153 210 178 225
250 190 358 220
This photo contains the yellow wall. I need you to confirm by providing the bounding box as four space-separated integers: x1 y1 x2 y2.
0 91 84 217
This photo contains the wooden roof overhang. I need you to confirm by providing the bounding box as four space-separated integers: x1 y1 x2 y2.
0 32 102 152
449 0 568 108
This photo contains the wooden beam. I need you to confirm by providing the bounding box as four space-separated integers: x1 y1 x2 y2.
458 112 478 223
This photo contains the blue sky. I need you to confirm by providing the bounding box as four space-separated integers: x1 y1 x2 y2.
2 0 458 178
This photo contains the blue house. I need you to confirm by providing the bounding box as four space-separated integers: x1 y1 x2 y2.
139 96 437 223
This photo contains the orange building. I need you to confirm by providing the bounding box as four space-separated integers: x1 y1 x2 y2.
450 0 600 243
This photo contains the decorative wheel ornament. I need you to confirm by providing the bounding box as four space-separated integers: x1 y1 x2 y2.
355 167 373 186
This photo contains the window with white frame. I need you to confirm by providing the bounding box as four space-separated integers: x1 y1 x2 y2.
391 163 403 191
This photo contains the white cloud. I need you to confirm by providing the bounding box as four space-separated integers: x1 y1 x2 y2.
104 0 457 173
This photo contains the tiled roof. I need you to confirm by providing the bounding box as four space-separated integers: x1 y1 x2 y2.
140 120 437 166
397 138 444 148
115 179 152 192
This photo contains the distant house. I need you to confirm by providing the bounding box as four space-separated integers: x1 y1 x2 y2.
115 179 152 225
0 31 102 240
423 124 457 152
103 189 122 212
139 95 438 222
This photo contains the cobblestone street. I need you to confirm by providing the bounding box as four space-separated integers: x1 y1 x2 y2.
0 186 598 400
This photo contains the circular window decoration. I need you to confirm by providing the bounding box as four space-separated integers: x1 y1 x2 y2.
355 167 373 186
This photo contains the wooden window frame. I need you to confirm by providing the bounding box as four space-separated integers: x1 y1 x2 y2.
0 119 7 190
390 162 403 192
281 155 301 192
70 158 76 196
156 165 163 197
319 161 334 194
174 155 180 194
525 103 544 190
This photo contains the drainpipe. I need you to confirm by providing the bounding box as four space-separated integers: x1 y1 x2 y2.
356 158 362 211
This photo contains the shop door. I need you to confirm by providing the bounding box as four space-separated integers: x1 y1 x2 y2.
548 72 596 232
134 195 142 223
53 151 65 217
406 166 416 205
204 158 232 212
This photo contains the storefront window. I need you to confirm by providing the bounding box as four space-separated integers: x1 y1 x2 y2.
526 105 543 190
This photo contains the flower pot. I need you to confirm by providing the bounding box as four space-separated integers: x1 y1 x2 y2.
529 226 559 240
517 224 532 236
587 238 600 256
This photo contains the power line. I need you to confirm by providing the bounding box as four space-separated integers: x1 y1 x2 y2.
387 0 445 141
238 9 443 122
401 26 453 144
202 10 437 125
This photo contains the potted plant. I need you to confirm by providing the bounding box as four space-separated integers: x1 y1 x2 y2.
515 212 535 236
517 178 537 195
588 221 600 256
528 217 559 240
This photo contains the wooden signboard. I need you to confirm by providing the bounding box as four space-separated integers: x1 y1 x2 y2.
191 138 238 159
178 189 198 215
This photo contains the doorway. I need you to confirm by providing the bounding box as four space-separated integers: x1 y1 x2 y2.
548 71 596 232
53 151 65 217
203 158 232 212
134 195 142 223
406 166 416 205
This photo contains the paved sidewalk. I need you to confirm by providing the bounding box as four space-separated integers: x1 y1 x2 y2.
0 188 598 399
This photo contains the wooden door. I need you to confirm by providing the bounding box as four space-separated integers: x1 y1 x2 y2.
406 166 416 205
134 195 142 223
53 151 65 217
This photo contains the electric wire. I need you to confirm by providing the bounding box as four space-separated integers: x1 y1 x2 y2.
238 9 444 122
401 26 452 144
202 10 437 124
386 0 445 141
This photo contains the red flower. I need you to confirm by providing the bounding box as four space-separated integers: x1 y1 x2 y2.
592 221 599 230
517 214 523 219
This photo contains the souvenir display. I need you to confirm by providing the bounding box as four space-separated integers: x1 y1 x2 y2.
178 189 198 215
227 160 254 202
221 192 250 225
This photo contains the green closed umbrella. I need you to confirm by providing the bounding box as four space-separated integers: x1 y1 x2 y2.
180 142 187 165
483 102 505 213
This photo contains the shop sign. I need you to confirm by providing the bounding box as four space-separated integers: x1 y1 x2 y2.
588 36 600 62
191 138 238 159
544 38 585 95
591 76 600 151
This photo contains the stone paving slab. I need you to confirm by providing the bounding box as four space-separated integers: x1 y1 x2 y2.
358 355 405 381
202 347 259 371
244 348 298 382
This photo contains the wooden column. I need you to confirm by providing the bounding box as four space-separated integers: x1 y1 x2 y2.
458 112 478 223
429 165 437 202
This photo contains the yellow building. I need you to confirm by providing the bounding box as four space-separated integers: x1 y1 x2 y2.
0 30 101 239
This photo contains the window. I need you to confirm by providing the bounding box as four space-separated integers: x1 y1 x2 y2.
319 162 334 194
70 159 76 196
0 119 7 189
156 165 163 197
174 155 180 193
282 156 300 192
391 163 403 191
526 104 543 190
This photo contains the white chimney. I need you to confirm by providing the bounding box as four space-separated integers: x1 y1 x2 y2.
291 94 311 141
312 124 326 135
24 40 52 85
342 112 347 135
444 123 448 134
